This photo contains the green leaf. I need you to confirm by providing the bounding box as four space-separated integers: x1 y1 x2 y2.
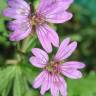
68 72 96 96
2 81 12 96
0 0 7 32
13 65 25 96
0 0 6 13
0 62 40 96
21 63 40 83
0 66 15 93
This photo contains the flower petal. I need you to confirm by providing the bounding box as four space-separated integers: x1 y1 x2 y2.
58 0 74 10
54 38 77 61
38 0 73 15
61 68 83 79
46 11 72 23
61 61 85 69
59 76 67 96
37 0 57 13
32 71 46 88
3 7 29 19
29 56 47 68
30 48 49 68
9 26 31 41
3 0 30 19
50 74 67 96
3 8 20 19
40 72 51 95
54 37 70 61
38 0 73 24
8 19 30 31
36 25 52 53
51 84 59 96
32 48 49 61
9 21 31 41
42 24 59 47
7 0 30 10
50 75 59 96
60 41 77 60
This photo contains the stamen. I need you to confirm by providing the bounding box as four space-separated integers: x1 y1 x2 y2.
30 13 46 26
44 61 60 74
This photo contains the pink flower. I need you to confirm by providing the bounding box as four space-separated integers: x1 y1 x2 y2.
3 0 73 53
29 38 85 96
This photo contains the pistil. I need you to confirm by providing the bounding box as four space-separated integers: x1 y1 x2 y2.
45 61 60 74
30 13 45 26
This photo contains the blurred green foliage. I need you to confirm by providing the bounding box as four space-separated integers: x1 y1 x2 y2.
0 0 96 96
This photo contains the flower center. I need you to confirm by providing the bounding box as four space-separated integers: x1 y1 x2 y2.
30 13 45 26
45 61 60 74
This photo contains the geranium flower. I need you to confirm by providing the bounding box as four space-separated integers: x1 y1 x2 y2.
3 0 73 53
29 38 85 96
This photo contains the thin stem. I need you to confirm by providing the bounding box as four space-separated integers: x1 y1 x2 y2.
21 34 37 53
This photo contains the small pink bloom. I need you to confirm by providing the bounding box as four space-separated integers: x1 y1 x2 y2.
29 38 85 96
3 0 73 53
